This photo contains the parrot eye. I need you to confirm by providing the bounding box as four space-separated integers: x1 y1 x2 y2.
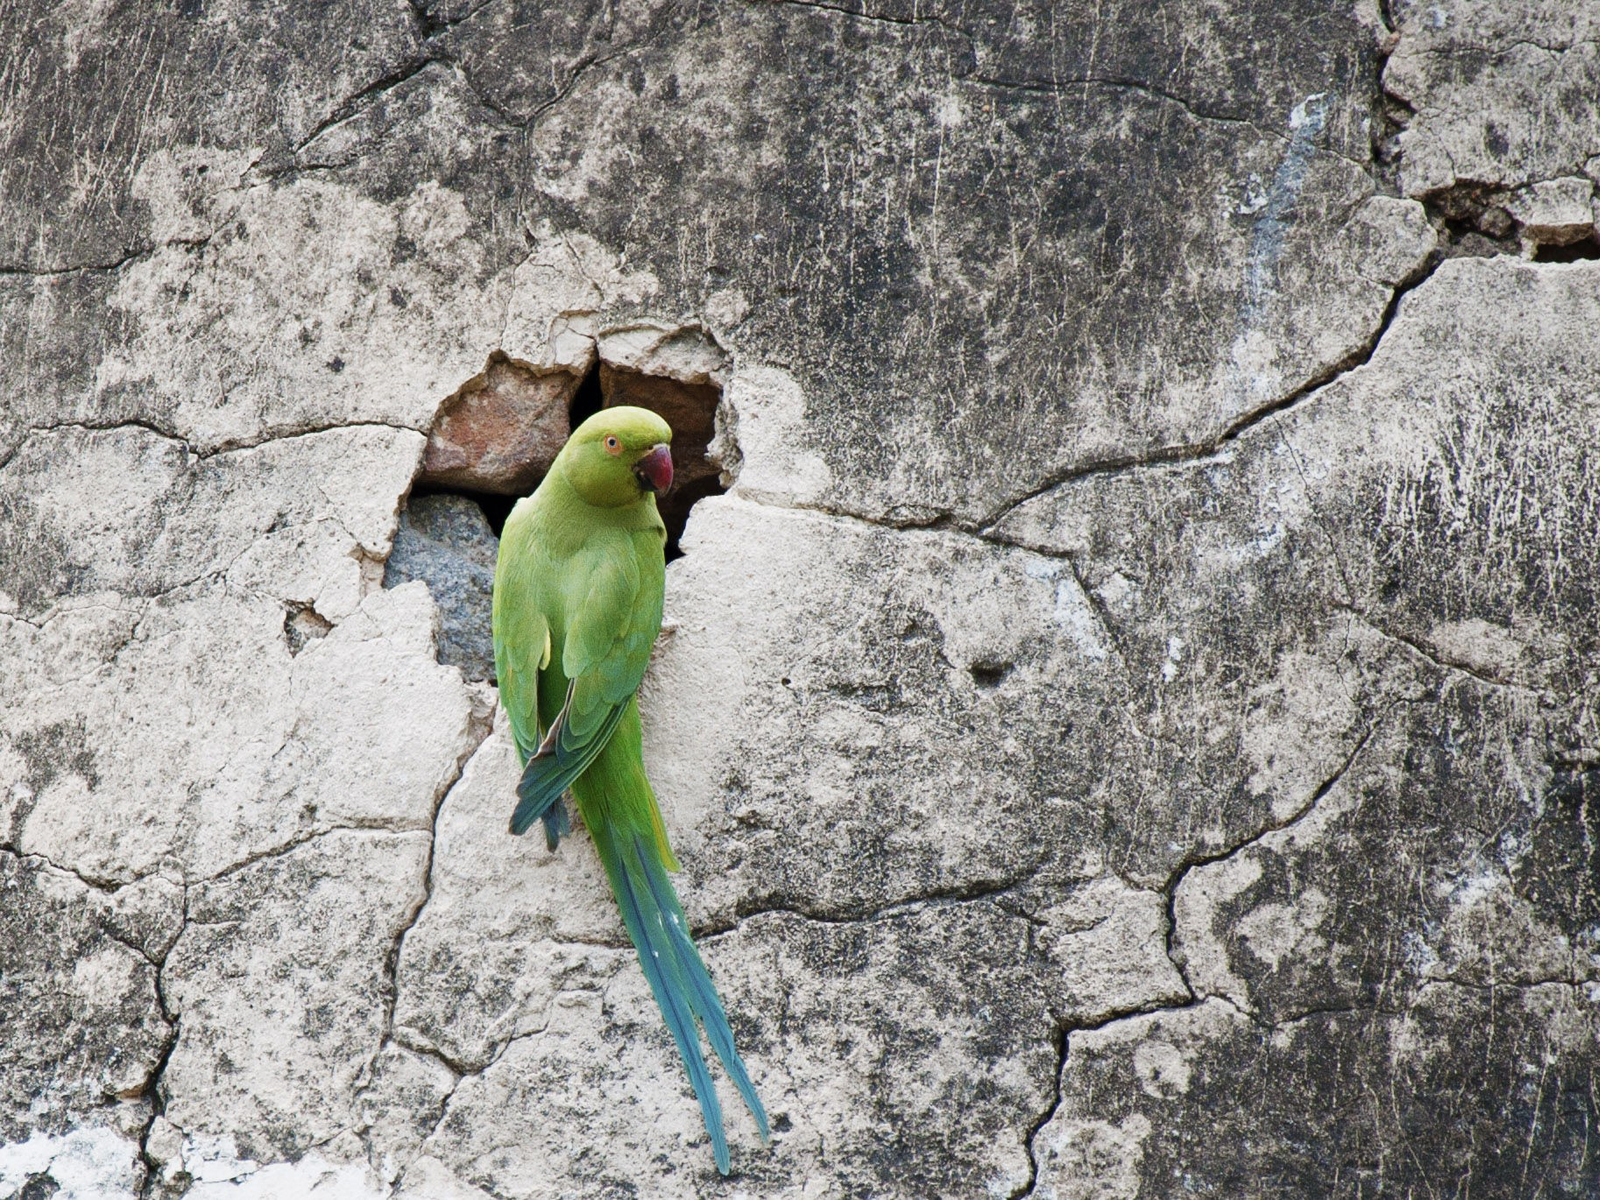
604 435 621 455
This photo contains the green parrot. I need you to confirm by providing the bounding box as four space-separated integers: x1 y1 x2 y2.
491 404 769 1174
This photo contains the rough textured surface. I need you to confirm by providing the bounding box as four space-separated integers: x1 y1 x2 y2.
2 1 1597 1197
419 352 576 494
384 494 501 682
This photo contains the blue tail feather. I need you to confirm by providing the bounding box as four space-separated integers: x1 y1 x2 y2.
511 752 583 839
540 800 570 852
608 834 732 1172
632 833 771 1143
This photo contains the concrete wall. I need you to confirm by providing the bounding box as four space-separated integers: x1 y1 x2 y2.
2 1 1597 1195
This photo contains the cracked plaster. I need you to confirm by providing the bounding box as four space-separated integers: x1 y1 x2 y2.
2 1 1597 1196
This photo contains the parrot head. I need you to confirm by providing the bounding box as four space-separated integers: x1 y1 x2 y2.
561 405 675 508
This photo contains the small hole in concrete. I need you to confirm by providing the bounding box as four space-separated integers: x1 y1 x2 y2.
283 603 333 656
1532 234 1600 263
387 337 729 682
969 660 1013 688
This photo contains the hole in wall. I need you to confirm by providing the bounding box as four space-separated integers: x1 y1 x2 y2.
1531 234 1600 263
384 336 729 683
968 660 1013 688
568 362 604 430
283 603 333 656
1423 180 1600 261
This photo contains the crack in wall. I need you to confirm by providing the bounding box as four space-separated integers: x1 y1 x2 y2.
1157 716 1387 1008
1006 1023 1066 1200
292 57 448 157
4 420 424 473
348 700 495 1181
0 845 150 896
699 869 1047 941
1340 607 1541 692
758 0 972 39
136 883 187 1199
199 822 434 887
0 214 229 286
393 1014 572 1193
975 251 1445 533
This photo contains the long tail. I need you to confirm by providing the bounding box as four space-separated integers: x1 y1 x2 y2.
588 819 770 1173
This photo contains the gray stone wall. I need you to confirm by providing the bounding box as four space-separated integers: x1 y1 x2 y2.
2 0 1597 1196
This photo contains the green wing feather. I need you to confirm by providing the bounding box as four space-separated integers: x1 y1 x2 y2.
507 528 663 842
493 597 549 762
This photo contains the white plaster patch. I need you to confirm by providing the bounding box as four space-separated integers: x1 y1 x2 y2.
0 1127 142 1199
394 1156 500 1199
1133 1040 1193 1098
182 1134 262 1185
703 287 751 329
716 363 834 507
102 174 492 450
1172 853 1263 1006
1095 571 1135 608
1236 887 1330 970
1161 635 1185 681
1445 866 1503 909
1053 579 1111 662
1033 1114 1153 1200
398 181 474 259
130 145 259 245
1021 562 1111 663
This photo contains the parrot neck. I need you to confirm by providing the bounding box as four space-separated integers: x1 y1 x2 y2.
542 459 664 537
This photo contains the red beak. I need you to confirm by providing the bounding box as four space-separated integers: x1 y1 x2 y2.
634 443 673 497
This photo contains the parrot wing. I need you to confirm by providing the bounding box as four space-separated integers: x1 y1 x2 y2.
508 532 664 839
494 567 575 850
493 601 550 764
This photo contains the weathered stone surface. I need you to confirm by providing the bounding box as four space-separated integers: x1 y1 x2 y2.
162 830 430 1166
1040 985 1600 1198
3 0 1597 1195
0 424 487 885
0 853 173 1140
993 256 1600 1194
502 0 1416 525
1385 2 1600 199
419 353 576 495
406 900 1053 1197
389 718 1059 1192
1504 176 1598 249
385 494 501 682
